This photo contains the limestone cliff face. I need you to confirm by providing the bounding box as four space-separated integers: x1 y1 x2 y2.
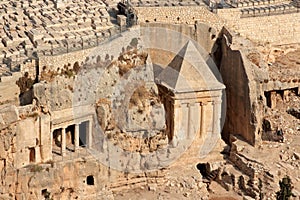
219 29 264 145
94 48 168 155
219 27 300 146
0 48 168 200
34 76 74 112
0 105 19 130
127 85 165 132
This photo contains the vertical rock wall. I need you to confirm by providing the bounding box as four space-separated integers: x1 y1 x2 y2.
219 29 259 145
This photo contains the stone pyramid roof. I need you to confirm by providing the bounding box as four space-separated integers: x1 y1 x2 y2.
156 40 225 93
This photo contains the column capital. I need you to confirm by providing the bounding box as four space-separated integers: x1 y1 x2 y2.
173 103 181 108
214 100 222 105
212 101 222 105
200 101 208 106
187 102 196 107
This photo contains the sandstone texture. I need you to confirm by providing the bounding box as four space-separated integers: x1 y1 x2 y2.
0 0 300 199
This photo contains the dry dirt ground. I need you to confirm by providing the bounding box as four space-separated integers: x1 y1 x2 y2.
113 179 242 200
242 91 300 197
268 48 300 81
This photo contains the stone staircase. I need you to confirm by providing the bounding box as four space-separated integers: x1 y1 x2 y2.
214 163 261 198
292 0 300 7
202 169 220 183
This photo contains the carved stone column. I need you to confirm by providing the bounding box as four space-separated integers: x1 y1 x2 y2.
200 102 207 137
187 103 192 139
187 102 198 139
50 129 53 154
88 120 93 148
212 98 222 135
270 91 277 108
61 128 66 156
74 124 79 151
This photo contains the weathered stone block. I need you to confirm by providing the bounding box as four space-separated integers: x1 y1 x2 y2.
40 114 51 162
0 105 19 130
14 148 29 169
16 118 38 150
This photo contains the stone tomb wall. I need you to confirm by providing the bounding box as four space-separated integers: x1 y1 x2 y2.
158 84 223 160
219 29 257 145
0 105 52 169
50 105 95 158
216 25 300 145
0 72 21 104
264 86 300 109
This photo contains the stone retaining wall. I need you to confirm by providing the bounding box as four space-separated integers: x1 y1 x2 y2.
217 8 300 44
135 5 300 45
134 6 225 32
38 47 96 75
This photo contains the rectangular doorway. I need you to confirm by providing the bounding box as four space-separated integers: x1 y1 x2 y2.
79 121 89 147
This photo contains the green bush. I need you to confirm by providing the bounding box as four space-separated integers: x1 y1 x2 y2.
276 176 294 200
